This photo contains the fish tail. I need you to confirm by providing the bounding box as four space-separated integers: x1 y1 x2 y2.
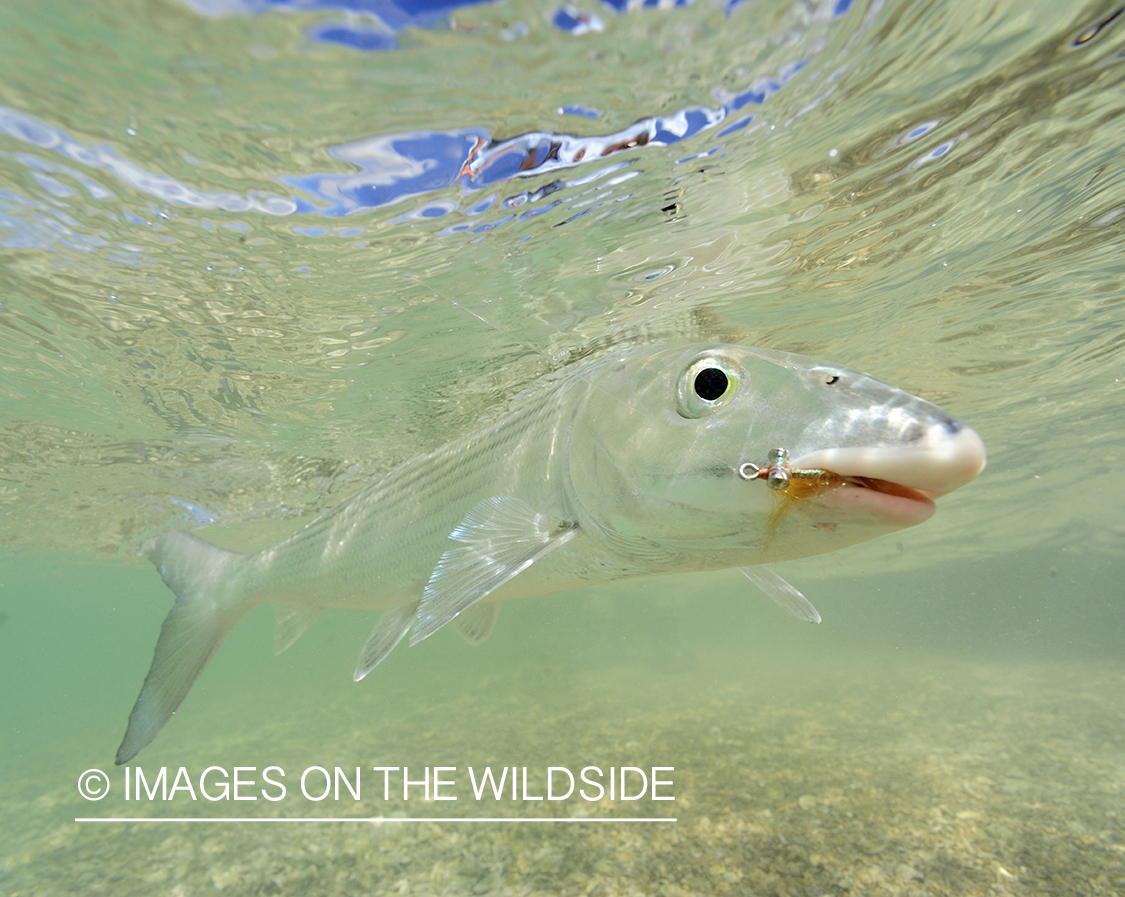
116 531 248 765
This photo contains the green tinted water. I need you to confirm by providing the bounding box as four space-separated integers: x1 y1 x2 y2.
1 0 1123 893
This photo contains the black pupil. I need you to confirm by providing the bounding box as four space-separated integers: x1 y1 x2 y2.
694 367 728 401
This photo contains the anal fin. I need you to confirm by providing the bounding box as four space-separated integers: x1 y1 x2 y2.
273 606 321 655
454 601 500 646
353 603 415 681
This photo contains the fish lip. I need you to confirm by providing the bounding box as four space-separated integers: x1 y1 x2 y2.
808 477 937 527
846 476 933 503
789 425 987 497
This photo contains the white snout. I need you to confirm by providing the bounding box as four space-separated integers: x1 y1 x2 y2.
791 423 986 497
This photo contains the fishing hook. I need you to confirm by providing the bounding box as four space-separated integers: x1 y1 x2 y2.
737 447 790 490
739 447 843 493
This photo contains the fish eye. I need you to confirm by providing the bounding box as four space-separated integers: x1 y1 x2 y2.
677 355 739 418
694 367 728 400
824 373 840 385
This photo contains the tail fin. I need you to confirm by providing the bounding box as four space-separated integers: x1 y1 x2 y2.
116 531 247 765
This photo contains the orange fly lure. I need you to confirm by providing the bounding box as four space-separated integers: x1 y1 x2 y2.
739 449 854 557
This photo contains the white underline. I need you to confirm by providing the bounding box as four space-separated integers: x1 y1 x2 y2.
75 817 676 824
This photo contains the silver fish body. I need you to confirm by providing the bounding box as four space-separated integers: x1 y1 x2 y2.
118 343 985 763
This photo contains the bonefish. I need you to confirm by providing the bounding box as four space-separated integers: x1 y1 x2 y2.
117 343 985 762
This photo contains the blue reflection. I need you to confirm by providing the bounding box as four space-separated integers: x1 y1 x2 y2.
716 115 753 138
0 107 298 215
183 0 493 29
469 213 514 232
1 0 857 238
309 23 398 50
180 0 730 51
282 130 484 215
283 0 492 30
727 80 780 110
465 195 498 214
601 0 691 11
902 120 942 143
168 498 218 525
558 104 602 119
551 6 605 34
0 189 111 252
180 0 495 51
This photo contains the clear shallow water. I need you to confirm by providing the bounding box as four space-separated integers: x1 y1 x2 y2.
1 0 1123 893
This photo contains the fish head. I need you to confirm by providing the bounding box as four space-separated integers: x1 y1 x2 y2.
566 343 986 566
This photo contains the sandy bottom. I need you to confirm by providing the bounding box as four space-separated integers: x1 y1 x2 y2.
2 650 1123 897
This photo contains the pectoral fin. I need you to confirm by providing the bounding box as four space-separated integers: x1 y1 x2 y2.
273 606 321 655
410 496 579 645
741 566 822 624
353 603 415 681
454 601 500 646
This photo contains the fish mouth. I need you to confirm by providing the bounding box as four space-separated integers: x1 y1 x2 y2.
810 476 937 528
788 424 986 528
